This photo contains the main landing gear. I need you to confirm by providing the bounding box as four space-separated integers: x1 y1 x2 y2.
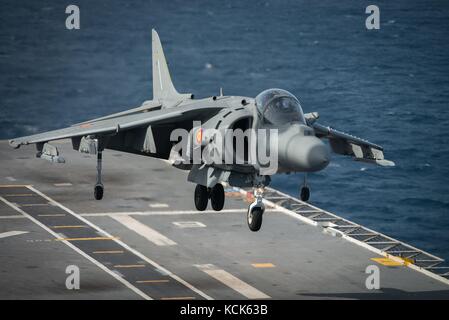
194 183 225 211
300 173 310 202
94 151 104 200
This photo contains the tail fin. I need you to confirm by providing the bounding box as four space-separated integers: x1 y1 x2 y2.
152 29 192 105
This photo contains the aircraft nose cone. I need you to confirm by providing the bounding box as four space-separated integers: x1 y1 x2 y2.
279 135 330 172
307 143 330 170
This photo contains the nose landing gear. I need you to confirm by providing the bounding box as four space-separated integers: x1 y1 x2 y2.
247 187 265 232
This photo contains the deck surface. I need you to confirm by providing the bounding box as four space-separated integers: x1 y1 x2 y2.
1 140 448 300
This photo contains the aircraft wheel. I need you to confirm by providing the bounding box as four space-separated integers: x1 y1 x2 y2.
210 184 225 211
194 184 208 211
94 184 104 200
300 186 310 202
247 206 264 232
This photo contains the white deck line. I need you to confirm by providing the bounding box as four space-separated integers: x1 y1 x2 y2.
195 264 270 299
0 231 29 239
80 208 276 217
111 215 177 246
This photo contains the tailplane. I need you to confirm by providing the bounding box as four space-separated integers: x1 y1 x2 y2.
152 29 192 105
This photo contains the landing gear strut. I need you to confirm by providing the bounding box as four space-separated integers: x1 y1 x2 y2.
300 173 310 202
194 183 226 211
94 151 104 200
247 186 265 232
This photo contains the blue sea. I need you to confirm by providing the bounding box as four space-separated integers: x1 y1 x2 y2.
1 1 448 260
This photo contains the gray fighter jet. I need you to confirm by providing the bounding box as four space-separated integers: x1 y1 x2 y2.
9 30 394 231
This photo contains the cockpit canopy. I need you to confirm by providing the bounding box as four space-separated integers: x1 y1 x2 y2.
255 89 306 126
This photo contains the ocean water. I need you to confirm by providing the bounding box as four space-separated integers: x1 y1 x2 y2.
1 1 449 260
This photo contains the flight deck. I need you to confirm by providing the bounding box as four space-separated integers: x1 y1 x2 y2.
1 140 448 300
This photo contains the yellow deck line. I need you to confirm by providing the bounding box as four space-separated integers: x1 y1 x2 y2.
92 250 125 254
52 225 88 229
114 264 146 268
160 297 196 300
55 236 118 241
371 257 403 267
251 263 276 268
37 214 66 217
136 280 170 284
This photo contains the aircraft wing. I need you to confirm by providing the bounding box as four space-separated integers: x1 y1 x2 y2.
9 108 186 149
312 122 395 167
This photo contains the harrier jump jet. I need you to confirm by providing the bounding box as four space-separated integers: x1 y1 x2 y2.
9 30 394 231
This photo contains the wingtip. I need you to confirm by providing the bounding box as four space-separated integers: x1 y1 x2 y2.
9 139 20 149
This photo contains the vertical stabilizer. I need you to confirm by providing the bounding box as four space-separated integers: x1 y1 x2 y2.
152 29 192 105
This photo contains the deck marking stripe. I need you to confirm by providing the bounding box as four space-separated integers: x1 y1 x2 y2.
21 203 50 207
111 215 177 246
0 215 26 219
149 203 169 208
195 264 270 299
55 237 117 241
54 183 73 187
37 214 66 217
0 231 29 239
0 195 152 300
251 263 275 268
93 250 124 254
371 257 403 267
80 208 276 217
173 221 207 228
114 264 146 268
136 280 169 283
4 194 34 197
52 225 88 229
161 297 196 300
0 185 32 187
27 185 212 300
5 177 17 182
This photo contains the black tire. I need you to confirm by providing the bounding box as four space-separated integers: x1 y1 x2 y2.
247 207 263 232
194 184 208 211
300 186 310 202
210 184 225 211
94 184 104 200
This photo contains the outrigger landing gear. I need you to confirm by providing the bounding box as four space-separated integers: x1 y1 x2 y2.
94 151 104 200
300 173 310 202
247 187 265 232
194 183 225 211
